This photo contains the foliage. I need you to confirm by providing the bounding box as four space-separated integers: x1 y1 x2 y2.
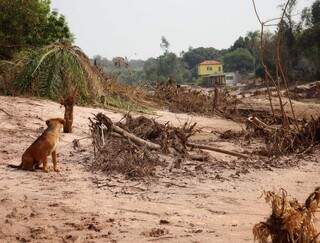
296 0 320 80
89 0 320 85
143 52 191 83
222 48 254 73
182 47 221 78
0 0 73 59
160 36 170 53
13 42 103 104
92 55 146 84
311 0 320 25
117 70 146 85
142 37 191 83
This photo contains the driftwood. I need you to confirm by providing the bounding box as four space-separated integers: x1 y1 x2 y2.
247 116 277 132
111 122 161 150
187 142 249 159
0 108 12 117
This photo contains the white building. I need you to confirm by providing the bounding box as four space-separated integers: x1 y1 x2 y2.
225 72 240 86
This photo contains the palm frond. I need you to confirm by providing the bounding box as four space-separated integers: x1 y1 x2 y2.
13 42 104 104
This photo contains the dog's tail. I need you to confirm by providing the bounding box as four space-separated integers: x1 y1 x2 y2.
7 164 21 169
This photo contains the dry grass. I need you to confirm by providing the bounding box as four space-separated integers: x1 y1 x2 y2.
253 188 320 243
153 82 240 117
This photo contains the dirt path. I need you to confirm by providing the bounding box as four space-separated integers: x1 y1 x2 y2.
0 96 319 243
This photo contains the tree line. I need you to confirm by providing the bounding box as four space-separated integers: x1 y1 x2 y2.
1 0 319 87
94 0 320 85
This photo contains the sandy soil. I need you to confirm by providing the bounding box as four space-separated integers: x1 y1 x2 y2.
0 95 319 243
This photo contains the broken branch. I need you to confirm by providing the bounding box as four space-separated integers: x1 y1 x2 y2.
187 142 249 159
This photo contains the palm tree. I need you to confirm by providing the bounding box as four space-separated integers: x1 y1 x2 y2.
13 41 104 133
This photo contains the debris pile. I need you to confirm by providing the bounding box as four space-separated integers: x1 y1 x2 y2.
253 188 320 243
89 113 248 178
117 114 197 154
101 80 157 111
153 82 240 118
89 113 165 178
154 83 214 114
90 136 161 178
286 81 320 100
247 116 320 155
89 113 198 178
219 129 246 140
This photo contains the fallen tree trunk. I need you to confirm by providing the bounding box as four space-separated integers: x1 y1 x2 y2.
111 123 161 150
187 142 249 159
247 116 277 132
112 123 249 159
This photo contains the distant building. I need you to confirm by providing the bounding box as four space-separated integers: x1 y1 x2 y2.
225 72 240 86
197 60 226 86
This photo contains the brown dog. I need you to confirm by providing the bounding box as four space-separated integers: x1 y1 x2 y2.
8 118 65 172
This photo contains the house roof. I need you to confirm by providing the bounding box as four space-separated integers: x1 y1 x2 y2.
199 60 221 65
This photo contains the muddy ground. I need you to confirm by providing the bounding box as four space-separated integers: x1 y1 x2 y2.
0 95 319 243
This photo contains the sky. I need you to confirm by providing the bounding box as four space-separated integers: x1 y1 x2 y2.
51 0 313 60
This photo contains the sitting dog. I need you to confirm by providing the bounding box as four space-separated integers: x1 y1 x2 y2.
8 118 65 172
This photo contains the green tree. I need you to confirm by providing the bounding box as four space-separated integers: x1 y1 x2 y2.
160 36 170 53
230 37 246 51
294 0 320 80
311 0 320 25
222 48 254 73
182 47 221 78
0 0 73 59
143 53 191 83
143 58 159 81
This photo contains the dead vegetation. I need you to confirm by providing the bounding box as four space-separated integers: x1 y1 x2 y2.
89 136 161 178
89 112 198 178
89 112 248 178
100 80 157 113
242 0 320 157
117 113 197 154
153 82 240 118
253 187 320 243
286 82 320 100
247 115 320 156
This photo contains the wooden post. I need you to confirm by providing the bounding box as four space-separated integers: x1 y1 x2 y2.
213 87 219 112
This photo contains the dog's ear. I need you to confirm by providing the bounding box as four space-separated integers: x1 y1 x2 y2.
45 119 51 126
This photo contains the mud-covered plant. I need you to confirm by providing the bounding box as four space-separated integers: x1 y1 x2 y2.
13 41 103 104
253 188 320 243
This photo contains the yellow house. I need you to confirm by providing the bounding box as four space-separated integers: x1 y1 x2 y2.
198 60 226 86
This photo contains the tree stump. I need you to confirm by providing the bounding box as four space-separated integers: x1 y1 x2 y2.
61 95 76 133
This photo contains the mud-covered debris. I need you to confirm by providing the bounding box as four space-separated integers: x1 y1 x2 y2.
253 187 320 243
117 113 198 154
90 136 162 178
143 228 169 237
248 115 320 155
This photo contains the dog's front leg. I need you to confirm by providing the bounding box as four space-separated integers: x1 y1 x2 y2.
52 150 60 172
